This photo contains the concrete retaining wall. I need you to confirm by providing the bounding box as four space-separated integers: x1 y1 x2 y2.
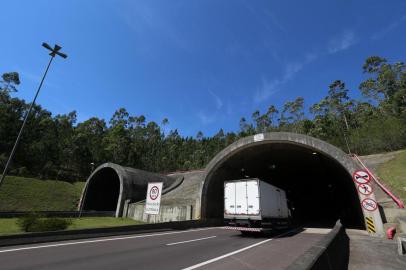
125 202 194 223
287 221 350 270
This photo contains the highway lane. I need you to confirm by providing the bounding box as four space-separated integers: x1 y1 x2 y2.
0 227 330 270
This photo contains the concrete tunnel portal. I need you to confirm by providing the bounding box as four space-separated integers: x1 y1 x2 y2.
201 132 365 229
81 163 176 217
81 167 120 212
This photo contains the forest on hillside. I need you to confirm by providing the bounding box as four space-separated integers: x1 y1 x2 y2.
1 56 405 182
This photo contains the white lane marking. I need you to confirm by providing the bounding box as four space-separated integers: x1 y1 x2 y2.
181 229 298 270
166 236 217 246
0 227 218 254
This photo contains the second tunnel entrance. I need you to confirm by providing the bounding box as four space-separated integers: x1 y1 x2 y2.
82 167 120 212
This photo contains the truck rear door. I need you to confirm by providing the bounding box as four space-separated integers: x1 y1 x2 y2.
224 182 236 215
246 180 260 215
235 181 248 215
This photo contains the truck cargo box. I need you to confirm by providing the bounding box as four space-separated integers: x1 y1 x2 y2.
224 178 290 230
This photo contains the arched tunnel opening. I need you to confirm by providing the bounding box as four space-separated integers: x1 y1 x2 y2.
82 168 120 211
202 142 365 229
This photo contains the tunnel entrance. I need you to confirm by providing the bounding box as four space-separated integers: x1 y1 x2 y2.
82 168 120 212
202 135 365 229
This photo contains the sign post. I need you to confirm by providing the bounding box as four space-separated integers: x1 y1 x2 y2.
145 182 163 219
352 170 384 236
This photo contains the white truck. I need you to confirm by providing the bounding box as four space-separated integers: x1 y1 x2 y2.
224 178 291 233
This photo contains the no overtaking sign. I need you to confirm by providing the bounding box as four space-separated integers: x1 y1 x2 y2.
353 170 371 184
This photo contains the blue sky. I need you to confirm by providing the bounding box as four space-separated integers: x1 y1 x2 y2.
1 0 405 137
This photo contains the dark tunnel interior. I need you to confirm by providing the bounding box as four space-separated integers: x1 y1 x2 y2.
82 168 120 211
203 143 365 229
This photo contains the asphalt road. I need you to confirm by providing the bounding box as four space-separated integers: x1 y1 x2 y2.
0 227 330 270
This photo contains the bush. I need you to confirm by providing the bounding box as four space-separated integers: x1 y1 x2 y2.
17 213 72 232
16 212 40 231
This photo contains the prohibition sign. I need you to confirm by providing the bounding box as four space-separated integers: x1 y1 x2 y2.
361 198 377 211
149 186 160 200
357 183 373 196
353 170 371 184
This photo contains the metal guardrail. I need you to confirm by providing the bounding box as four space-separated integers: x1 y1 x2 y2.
351 154 404 208
0 219 223 247
0 211 115 218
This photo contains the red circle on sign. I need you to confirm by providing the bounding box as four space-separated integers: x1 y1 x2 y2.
353 170 371 184
361 198 377 211
149 186 159 200
357 183 373 196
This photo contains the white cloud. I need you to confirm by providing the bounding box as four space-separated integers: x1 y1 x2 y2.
195 90 224 125
197 111 216 125
226 102 233 115
371 15 406 40
253 53 319 103
208 89 223 110
253 78 280 103
328 30 357 54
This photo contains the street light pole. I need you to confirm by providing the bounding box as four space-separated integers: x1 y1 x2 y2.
0 43 67 187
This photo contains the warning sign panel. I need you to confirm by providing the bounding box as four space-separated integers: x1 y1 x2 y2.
145 182 163 215
357 183 373 196
361 198 378 211
353 170 371 184
365 217 376 234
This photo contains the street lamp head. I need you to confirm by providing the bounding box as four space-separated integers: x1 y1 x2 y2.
42 42 68 59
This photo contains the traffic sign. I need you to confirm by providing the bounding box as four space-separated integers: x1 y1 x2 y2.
145 182 163 215
149 185 160 200
361 198 378 211
357 183 373 196
353 170 371 184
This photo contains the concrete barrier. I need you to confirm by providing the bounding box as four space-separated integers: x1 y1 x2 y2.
0 219 222 247
287 221 350 270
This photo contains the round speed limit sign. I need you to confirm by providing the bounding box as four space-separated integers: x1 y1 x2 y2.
149 186 160 200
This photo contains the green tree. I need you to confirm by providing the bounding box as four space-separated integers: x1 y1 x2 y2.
0 72 20 94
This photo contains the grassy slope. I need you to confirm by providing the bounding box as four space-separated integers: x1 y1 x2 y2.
0 176 85 211
377 150 406 203
0 218 22 235
0 217 143 236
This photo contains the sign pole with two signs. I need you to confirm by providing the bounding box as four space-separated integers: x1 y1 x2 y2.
352 170 383 236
